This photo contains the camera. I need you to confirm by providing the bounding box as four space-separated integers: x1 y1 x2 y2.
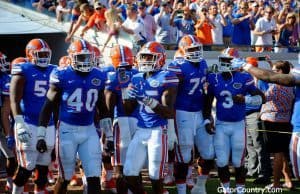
257 56 266 61
177 10 184 14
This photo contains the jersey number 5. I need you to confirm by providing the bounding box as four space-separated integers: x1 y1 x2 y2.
34 80 48 97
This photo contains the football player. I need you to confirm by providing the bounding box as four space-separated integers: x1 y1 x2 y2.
104 44 139 193
10 39 56 194
0 51 11 74
122 41 178 194
36 39 108 194
238 60 300 180
205 48 264 194
167 35 213 194
0 52 17 192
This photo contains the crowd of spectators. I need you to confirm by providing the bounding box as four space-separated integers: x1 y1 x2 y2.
8 0 300 52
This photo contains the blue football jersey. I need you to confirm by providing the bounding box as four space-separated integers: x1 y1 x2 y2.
167 59 208 112
291 68 300 131
11 62 56 125
50 66 106 126
0 73 10 106
131 70 179 128
106 68 139 117
207 72 258 122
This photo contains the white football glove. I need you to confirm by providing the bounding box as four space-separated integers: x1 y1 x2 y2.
99 118 113 141
167 119 178 151
14 115 31 143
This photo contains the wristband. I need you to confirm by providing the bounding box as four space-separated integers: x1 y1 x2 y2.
204 119 211 125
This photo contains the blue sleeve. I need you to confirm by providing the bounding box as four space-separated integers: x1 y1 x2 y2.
162 71 179 89
105 71 118 91
11 63 27 76
244 73 257 93
174 19 180 28
167 61 183 77
1 74 10 96
257 80 269 92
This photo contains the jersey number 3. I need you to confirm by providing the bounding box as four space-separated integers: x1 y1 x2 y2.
220 90 233 109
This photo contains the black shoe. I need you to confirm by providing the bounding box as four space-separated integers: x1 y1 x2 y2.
253 177 271 185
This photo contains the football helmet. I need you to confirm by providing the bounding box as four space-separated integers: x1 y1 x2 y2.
178 35 203 63
174 50 184 60
92 46 104 67
59 56 71 68
110 45 133 69
25 38 51 67
68 39 94 72
136 41 166 72
0 52 10 73
218 47 240 72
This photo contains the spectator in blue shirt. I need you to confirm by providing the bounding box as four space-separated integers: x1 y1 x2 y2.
170 6 197 43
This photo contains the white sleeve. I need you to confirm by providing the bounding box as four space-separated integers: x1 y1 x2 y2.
291 68 300 81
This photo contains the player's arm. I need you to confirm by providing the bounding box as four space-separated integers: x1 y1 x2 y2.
36 83 61 153
104 89 117 119
39 84 61 127
99 89 115 139
123 99 138 116
243 62 299 86
97 89 114 154
1 96 11 136
153 86 177 119
10 74 24 117
202 80 215 135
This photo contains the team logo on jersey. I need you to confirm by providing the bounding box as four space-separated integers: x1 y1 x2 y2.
233 82 242 89
91 78 101 86
149 80 159 87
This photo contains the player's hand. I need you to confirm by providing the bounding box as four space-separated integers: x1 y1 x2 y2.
103 140 114 156
232 94 245 104
15 115 31 143
231 58 246 71
204 119 215 135
167 119 178 151
36 139 47 153
36 126 47 153
127 84 145 100
6 135 15 149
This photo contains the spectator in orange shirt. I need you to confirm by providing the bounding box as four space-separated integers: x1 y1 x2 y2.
195 7 215 51
65 3 94 42
80 2 107 38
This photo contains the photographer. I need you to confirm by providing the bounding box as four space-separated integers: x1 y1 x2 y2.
170 6 197 43
195 6 215 50
154 1 177 46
